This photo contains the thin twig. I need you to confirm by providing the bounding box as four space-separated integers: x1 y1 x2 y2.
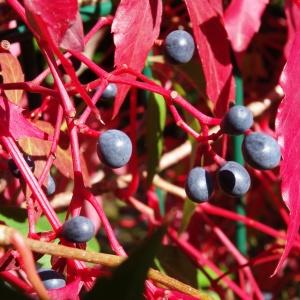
0 228 213 300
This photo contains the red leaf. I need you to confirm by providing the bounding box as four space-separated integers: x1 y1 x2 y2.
111 0 162 118
0 96 49 140
184 0 234 115
224 0 269 52
0 53 24 105
209 0 223 15
274 29 300 275
24 0 83 51
59 12 84 51
293 0 300 8
284 0 300 58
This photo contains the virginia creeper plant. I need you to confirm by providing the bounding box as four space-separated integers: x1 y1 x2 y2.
0 0 298 299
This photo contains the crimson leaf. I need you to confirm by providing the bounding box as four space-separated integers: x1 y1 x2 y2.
274 28 300 275
284 0 300 57
24 0 83 51
111 0 162 118
224 0 269 53
184 0 234 116
0 96 49 140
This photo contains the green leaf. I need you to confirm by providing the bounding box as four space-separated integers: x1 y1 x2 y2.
146 91 166 186
0 207 62 235
85 226 166 300
179 199 197 233
0 206 28 236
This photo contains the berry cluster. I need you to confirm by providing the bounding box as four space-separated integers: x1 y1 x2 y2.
185 105 281 202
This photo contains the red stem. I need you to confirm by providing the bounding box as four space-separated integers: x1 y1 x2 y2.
0 136 61 230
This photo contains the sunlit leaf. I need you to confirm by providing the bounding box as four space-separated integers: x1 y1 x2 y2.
184 0 234 116
0 53 24 105
111 0 162 118
274 28 300 275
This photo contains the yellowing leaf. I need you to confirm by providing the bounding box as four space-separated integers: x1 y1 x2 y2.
0 53 24 105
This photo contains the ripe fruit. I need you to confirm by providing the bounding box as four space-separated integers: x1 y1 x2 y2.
37 269 66 290
185 167 214 202
61 216 95 243
164 30 195 64
101 83 117 100
217 161 250 197
8 154 35 178
97 129 132 169
221 105 253 135
47 175 56 196
242 132 281 170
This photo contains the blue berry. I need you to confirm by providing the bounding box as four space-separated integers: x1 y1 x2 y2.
47 175 56 196
242 132 281 170
61 216 95 243
217 161 250 197
221 105 253 135
101 83 117 100
8 154 35 178
97 129 132 169
164 30 195 64
37 269 66 290
185 167 214 202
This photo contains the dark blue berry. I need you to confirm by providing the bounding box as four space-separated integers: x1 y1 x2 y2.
164 30 195 64
101 83 117 100
185 167 214 202
8 154 35 178
97 129 132 169
61 216 95 243
217 161 250 197
242 132 281 170
47 175 56 196
37 269 66 290
221 105 253 135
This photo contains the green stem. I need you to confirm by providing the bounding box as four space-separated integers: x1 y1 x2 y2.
233 72 247 255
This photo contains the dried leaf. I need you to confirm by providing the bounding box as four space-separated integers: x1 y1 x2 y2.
224 0 269 52
18 136 90 186
274 28 300 275
0 53 24 105
111 0 162 118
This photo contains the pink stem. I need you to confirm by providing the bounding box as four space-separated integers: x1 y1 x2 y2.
85 192 126 256
0 136 61 230
168 228 251 300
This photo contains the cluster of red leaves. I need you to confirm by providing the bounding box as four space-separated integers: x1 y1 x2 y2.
0 0 299 299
